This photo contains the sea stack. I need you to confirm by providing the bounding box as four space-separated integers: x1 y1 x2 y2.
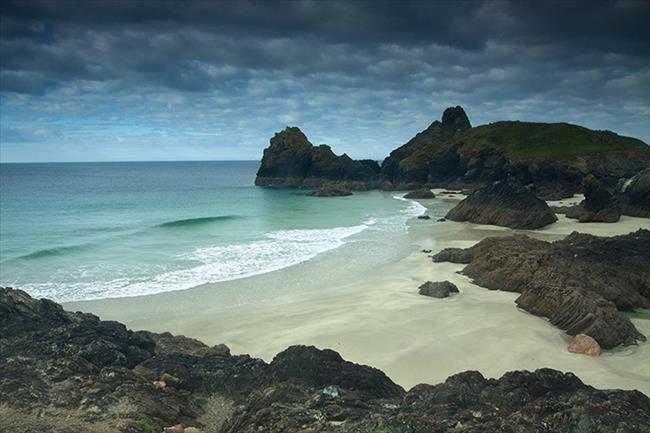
255 127 379 190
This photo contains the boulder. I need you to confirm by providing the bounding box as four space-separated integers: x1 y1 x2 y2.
404 189 435 199
445 181 557 229
568 334 602 356
418 281 459 298
268 345 404 399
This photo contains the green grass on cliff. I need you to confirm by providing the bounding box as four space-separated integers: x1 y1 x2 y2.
457 121 644 161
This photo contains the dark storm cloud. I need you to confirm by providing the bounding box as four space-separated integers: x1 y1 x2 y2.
0 1 649 161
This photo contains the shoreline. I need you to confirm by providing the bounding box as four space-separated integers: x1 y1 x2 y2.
64 190 650 395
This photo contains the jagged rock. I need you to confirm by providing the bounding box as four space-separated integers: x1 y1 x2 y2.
380 106 471 189
1 288 649 433
616 168 650 218
568 334 602 356
432 230 650 348
564 174 621 222
418 281 459 298
404 188 435 199
305 186 352 197
255 127 378 190
445 181 558 229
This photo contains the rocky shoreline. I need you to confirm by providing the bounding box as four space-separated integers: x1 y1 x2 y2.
432 229 650 349
2 287 650 433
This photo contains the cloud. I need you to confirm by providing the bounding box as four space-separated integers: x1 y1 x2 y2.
0 0 648 162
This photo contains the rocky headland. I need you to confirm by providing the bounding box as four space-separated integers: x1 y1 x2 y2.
255 106 650 199
2 287 650 433
432 229 650 349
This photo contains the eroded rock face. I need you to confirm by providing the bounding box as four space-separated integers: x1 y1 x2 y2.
432 230 650 348
2 288 650 433
616 168 650 218
380 106 471 189
418 280 459 298
445 181 558 229
255 127 379 190
565 174 621 222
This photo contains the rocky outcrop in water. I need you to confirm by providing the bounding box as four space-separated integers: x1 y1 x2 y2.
564 174 621 222
255 127 379 190
445 181 558 229
306 186 353 197
432 230 650 348
3 287 649 432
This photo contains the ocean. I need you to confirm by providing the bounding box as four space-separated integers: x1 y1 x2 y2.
0 161 428 302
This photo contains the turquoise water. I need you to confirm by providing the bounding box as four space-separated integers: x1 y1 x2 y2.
0 161 425 302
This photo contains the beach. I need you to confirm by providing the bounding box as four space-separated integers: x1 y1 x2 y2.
65 190 650 396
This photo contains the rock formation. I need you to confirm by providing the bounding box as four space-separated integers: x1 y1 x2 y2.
564 174 621 222
432 230 650 348
380 106 472 189
305 186 353 197
2 287 649 433
255 127 379 190
418 280 459 298
616 168 650 218
445 181 558 229
255 107 650 198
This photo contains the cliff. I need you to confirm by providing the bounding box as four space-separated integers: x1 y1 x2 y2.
384 115 650 198
255 107 650 199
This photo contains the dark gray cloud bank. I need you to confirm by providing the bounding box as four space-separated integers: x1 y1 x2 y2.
1 0 649 162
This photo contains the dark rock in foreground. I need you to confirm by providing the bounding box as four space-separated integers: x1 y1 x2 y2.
255 127 378 190
432 230 650 348
446 181 558 229
306 186 353 197
564 174 621 222
1 288 650 433
418 280 459 298
404 188 435 199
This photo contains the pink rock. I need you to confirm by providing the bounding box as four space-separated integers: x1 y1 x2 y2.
568 334 601 356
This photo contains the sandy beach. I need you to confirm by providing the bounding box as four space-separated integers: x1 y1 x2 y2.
66 191 650 395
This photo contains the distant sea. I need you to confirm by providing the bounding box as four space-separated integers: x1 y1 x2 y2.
0 161 425 302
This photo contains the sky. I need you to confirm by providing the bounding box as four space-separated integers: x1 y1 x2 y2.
0 0 649 162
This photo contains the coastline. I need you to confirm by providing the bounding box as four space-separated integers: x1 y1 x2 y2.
64 190 650 395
